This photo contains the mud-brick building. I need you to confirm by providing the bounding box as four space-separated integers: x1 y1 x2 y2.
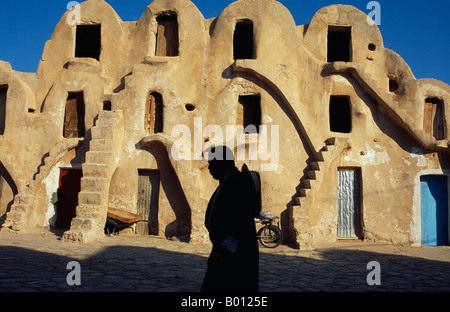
0 0 449 248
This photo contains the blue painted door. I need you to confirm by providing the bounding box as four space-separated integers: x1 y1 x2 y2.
420 175 449 246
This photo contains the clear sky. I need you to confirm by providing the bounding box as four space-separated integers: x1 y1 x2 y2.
0 0 449 85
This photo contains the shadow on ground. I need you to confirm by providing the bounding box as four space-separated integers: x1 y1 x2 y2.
1 242 449 292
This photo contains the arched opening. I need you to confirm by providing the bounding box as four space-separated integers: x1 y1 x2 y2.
145 92 164 134
141 141 192 241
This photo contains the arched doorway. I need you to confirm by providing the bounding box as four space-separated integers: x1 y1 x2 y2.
139 140 192 241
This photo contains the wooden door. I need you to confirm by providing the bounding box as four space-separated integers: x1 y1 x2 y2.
423 98 445 140
137 170 160 235
145 92 163 134
155 14 179 57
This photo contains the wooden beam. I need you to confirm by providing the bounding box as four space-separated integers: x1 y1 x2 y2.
107 207 142 224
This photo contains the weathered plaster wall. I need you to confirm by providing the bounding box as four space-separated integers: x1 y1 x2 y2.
0 0 448 247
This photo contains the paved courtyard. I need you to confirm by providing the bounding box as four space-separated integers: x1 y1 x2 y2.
0 231 449 293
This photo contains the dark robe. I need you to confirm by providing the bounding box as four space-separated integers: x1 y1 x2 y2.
201 167 259 292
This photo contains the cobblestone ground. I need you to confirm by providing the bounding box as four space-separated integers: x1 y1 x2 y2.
0 231 449 293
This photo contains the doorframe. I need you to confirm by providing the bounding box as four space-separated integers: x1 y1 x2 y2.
56 167 83 229
336 167 364 240
136 169 161 235
412 169 450 246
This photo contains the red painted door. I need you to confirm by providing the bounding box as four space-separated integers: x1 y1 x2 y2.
56 169 82 229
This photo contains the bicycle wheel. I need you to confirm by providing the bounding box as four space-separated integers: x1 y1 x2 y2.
258 225 283 248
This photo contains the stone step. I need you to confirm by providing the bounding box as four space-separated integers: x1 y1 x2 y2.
294 196 303 206
6 211 24 223
309 161 322 171
86 151 111 164
306 170 316 180
10 204 27 213
70 217 96 231
81 177 106 193
298 188 310 198
90 139 114 152
16 194 34 205
78 191 103 206
302 179 315 189
96 116 118 127
98 111 119 119
325 137 336 145
91 125 116 140
75 205 102 219
82 163 107 178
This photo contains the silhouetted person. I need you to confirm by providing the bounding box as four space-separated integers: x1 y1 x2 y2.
201 145 259 292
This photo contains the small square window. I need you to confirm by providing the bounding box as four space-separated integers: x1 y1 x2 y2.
237 95 261 134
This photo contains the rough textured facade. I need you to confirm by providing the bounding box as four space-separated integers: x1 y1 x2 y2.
0 0 449 249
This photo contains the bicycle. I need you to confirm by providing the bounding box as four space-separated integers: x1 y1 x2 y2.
255 212 283 248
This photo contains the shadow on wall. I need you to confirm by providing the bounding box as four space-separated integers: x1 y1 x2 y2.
0 242 449 292
136 140 192 241
0 162 18 227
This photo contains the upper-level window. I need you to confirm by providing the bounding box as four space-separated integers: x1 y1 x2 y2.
424 97 445 140
327 26 352 62
237 94 261 134
234 19 255 60
146 92 164 134
75 24 101 61
64 92 85 138
330 96 352 133
0 85 7 135
155 13 179 57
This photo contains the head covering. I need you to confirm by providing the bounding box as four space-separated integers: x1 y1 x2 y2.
203 145 235 164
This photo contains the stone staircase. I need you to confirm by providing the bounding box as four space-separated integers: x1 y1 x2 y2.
1 139 81 232
0 146 28 232
289 137 349 250
63 110 123 243
1 194 32 232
